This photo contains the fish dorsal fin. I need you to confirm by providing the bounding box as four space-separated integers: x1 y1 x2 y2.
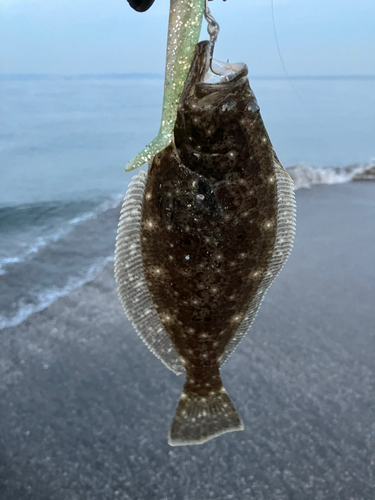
115 171 185 375
219 160 296 366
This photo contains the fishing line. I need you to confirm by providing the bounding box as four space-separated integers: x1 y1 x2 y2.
271 0 303 102
205 0 221 74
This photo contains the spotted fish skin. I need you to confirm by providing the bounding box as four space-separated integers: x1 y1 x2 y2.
115 41 296 446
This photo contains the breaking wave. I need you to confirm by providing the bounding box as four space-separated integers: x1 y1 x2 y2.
0 256 114 330
287 160 375 190
0 192 122 331
0 194 123 276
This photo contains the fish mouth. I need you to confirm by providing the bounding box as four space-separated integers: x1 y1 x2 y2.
179 41 248 102
192 41 248 88
203 58 247 85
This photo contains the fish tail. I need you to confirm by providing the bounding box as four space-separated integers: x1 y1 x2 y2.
168 369 244 446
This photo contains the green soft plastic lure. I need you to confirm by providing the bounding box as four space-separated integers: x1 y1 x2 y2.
125 0 206 172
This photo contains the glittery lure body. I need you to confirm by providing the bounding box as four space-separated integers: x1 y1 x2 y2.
125 0 205 172
115 41 296 446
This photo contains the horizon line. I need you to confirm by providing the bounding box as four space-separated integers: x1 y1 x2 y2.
1 73 375 81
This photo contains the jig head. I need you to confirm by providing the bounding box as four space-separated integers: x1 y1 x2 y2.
127 0 156 12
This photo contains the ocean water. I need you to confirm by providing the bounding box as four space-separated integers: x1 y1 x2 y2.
0 75 374 329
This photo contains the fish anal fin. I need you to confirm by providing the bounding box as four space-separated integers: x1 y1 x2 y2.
219 159 296 366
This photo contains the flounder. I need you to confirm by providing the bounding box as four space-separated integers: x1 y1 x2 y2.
115 41 296 446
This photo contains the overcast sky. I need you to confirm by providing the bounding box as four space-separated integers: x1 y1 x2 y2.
1 0 374 76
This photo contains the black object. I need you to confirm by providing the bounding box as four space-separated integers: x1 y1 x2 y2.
127 0 156 12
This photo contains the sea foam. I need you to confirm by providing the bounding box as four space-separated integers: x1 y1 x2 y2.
287 160 375 190
0 194 123 276
0 255 114 330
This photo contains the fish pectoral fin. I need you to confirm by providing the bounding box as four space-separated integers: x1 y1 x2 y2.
168 382 244 447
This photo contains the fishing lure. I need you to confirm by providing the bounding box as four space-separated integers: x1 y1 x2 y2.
125 0 206 172
116 3 296 445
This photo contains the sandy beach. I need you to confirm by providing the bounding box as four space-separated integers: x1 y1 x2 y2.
0 181 374 500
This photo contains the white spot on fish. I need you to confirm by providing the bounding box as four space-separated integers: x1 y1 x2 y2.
232 315 242 323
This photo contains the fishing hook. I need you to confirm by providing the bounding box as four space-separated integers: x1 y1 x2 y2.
205 0 220 74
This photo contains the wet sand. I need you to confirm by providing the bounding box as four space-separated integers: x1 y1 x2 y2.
0 182 374 500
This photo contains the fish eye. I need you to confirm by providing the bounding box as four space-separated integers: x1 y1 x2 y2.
127 0 156 12
184 238 192 246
